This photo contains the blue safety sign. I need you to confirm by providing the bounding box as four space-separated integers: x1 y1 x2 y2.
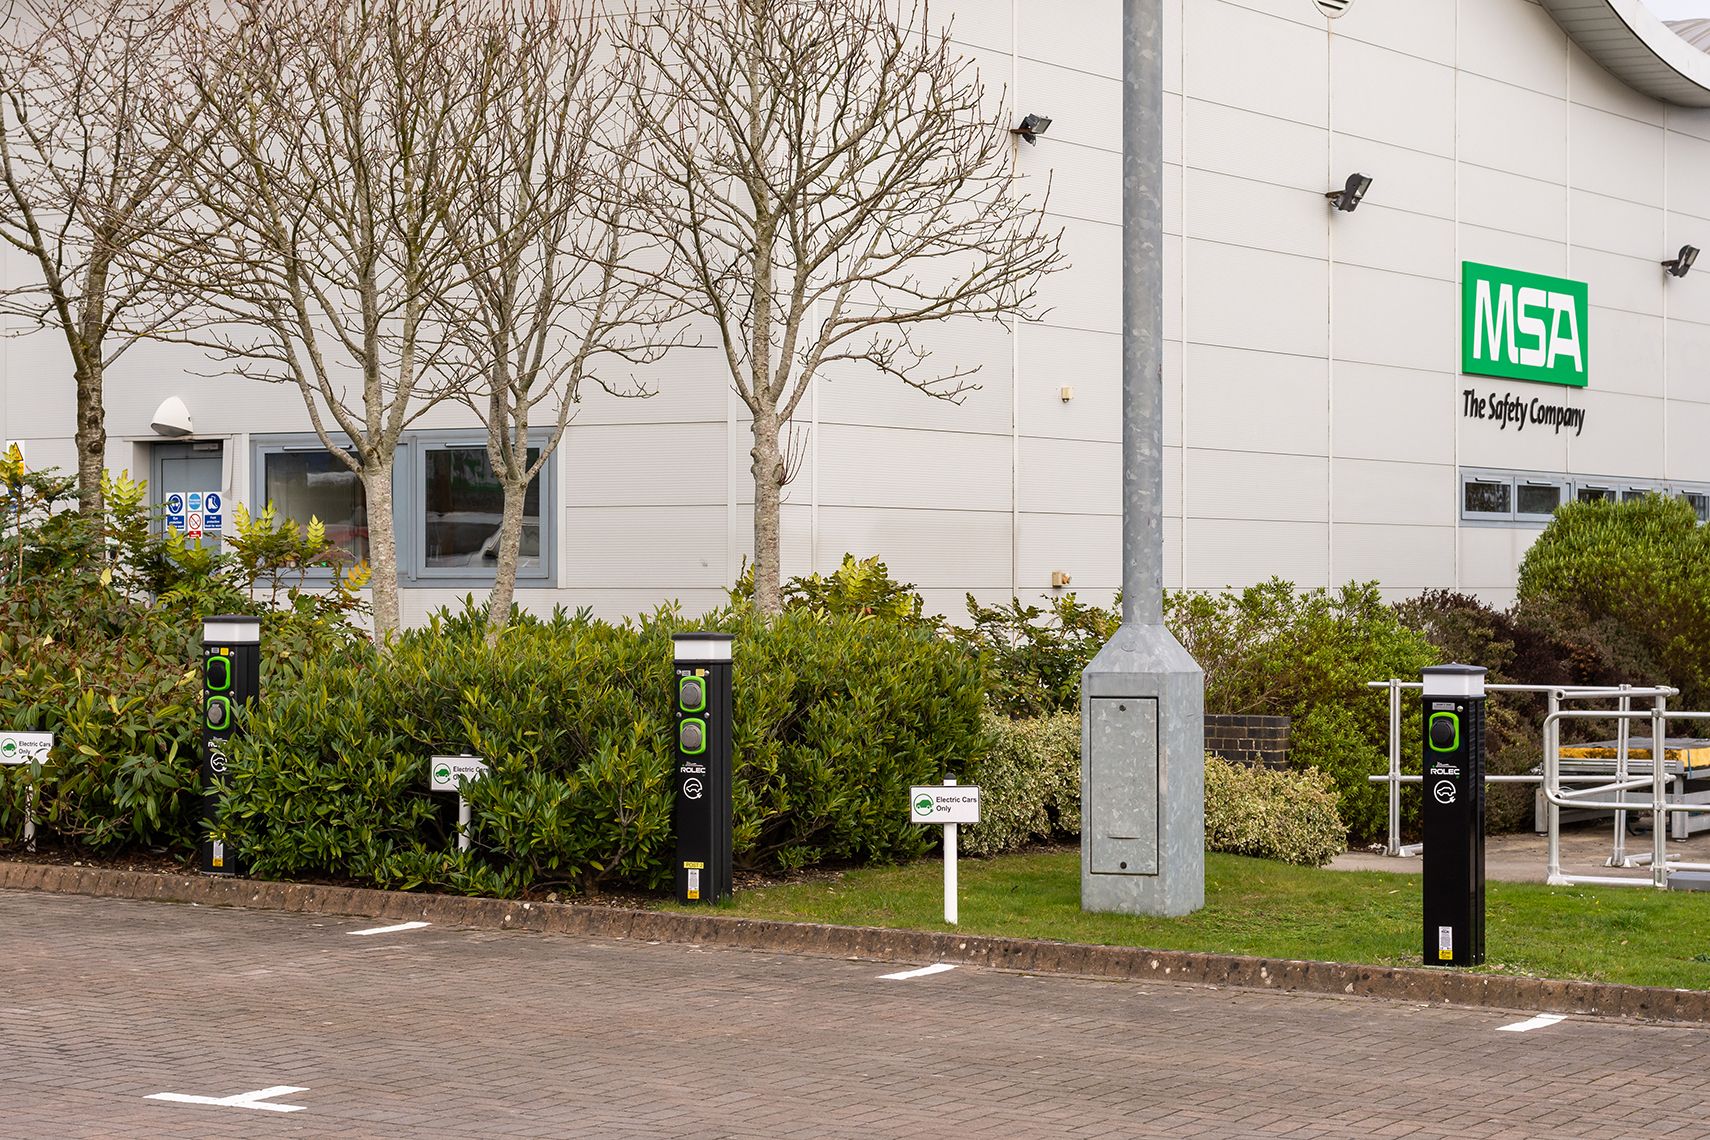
166 493 185 515
187 492 202 512
204 513 223 531
204 491 222 514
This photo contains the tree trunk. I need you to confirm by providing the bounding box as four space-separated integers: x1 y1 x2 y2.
483 474 529 640
73 357 106 517
361 459 402 639
749 409 785 615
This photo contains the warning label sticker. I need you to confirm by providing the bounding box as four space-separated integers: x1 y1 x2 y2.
1438 925 1453 961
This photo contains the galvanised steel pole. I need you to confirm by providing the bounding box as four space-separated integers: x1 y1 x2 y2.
1122 0 1165 628
1078 0 1205 917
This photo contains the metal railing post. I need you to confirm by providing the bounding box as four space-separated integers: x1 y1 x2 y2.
1388 678 1402 857
1610 684 1631 867
1653 694 1669 889
1546 688 1563 885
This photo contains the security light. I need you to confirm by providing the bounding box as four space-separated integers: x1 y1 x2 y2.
1325 172 1373 212
149 395 193 437
1664 244 1700 278
1012 113 1052 145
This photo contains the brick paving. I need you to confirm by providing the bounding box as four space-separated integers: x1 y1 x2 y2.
2 890 1708 1138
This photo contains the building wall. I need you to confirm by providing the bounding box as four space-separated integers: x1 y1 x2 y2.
6 0 1710 621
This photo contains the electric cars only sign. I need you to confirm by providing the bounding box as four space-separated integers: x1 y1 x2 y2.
909 785 981 824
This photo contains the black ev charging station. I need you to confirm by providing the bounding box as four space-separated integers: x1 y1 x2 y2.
673 632 732 904
201 614 260 876
1421 663 1487 966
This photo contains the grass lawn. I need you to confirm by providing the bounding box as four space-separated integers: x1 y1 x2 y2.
674 850 1710 991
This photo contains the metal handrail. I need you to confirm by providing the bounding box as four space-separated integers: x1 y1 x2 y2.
1540 707 1710 887
1364 679 1705 886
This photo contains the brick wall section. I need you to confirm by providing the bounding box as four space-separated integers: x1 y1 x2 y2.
1205 714 1290 769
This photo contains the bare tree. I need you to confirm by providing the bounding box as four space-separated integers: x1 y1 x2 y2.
168 0 484 637
624 0 1064 614
0 0 196 516
432 3 681 636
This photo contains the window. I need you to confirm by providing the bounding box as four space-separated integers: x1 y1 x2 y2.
253 432 554 585
1515 479 1565 522
1463 469 1710 527
413 440 548 583
1462 475 1512 518
260 445 370 563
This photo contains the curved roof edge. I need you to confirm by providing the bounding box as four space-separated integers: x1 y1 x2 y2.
1542 0 1710 108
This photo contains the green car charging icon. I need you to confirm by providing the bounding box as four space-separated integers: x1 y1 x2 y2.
434 763 452 785
913 793 934 818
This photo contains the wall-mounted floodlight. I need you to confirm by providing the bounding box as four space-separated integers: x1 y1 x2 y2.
1664 244 1700 278
1325 172 1373 212
1012 113 1053 145
150 396 193 437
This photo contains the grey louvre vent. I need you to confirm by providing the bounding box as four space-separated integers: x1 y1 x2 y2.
1313 0 1354 17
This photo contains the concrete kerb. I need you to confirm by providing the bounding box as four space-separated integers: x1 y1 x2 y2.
3 860 1707 1025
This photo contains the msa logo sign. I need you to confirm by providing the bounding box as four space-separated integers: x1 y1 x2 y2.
1462 262 1588 388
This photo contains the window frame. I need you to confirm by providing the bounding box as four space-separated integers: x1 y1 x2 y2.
1460 469 1516 523
1513 476 1568 523
251 433 373 581
251 431 557 589
396 430 556 588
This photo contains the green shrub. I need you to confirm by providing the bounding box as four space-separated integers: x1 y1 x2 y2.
954 593 1119 719
0 463 367 854
961 712 1079 856
1203 754 1344 866
1167 580 1438 844
1516 494 1710 705
730 554 938 629
218 603 986 894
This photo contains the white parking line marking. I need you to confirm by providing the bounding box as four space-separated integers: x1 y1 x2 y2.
348 921 431 937
880 963 958 980
1497 1014 1567 1033
146 1086 308 1113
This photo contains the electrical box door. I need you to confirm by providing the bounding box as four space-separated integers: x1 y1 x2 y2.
1087 697 1160 875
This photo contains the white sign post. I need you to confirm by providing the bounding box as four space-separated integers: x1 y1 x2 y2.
909 778 981 925
428 755 488 851
0 732 53 851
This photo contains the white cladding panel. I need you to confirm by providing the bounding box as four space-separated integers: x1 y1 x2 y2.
1458 0 1568 99
1333 524 1456 589
1457 165 1568 245
1332 38 1455 158
817 425 1011 513
1331 135 1455 221
1186 519 1329 590
1185 243 1328 358
1186 100 1327 191
1183 345 1328 457
1333 363 1456 466
1332 264 1455 374
562 507 728 590
1185 2 1327 130
1329 203 1457 283
1017 512 1120 592
1457 74 1569 186
813 507 1012 590
1185 450 1328 524
1333 0 1455 65
1332 460 1455 527
1570 105 1665 210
